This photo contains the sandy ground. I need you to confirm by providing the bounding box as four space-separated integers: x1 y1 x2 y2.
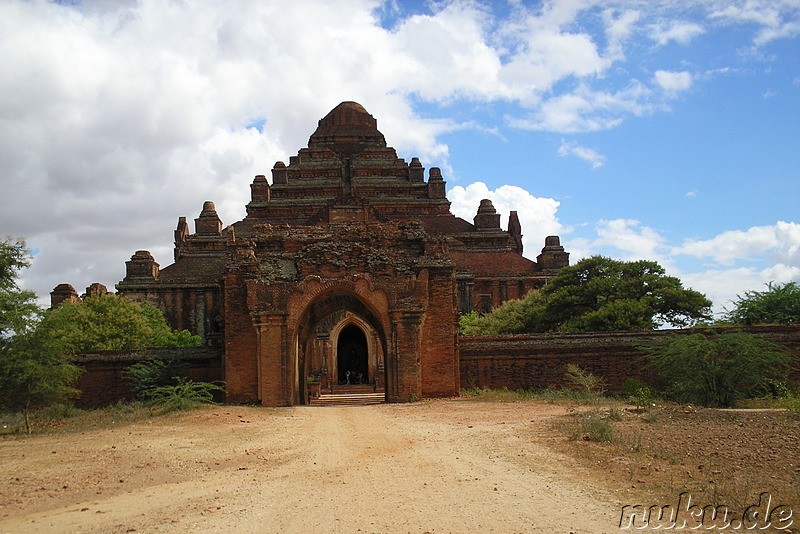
1 399 624 533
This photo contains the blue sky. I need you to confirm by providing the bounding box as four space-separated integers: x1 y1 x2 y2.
1 0 798 316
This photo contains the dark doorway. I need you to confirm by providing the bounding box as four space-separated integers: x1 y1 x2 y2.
337 324 368 384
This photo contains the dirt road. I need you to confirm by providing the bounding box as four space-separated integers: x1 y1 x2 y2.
1 400 623 533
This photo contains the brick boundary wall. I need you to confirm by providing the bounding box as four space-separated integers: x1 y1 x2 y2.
72 326 800 407
73 347 222 408
458 325 800 393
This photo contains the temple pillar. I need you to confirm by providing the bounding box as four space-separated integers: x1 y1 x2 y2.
386 309 424 403
252 313 290 406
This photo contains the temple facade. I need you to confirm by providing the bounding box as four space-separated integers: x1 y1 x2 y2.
61 102 568 406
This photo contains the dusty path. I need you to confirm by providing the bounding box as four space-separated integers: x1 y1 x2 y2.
1 400 622 533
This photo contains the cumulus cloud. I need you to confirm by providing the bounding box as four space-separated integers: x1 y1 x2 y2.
558 140 606 168
510 81 653 132
447 182 564 254
570 219 674 270
674 221 800 267
648 20 705 45
654 70 693 93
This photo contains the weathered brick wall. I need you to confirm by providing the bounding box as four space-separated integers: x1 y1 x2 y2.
459 326 800 392
222 271 260 404
420 267 460 397
73 347 223 408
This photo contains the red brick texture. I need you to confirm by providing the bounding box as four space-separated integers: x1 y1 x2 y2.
459 325 800 392
73 347 222 408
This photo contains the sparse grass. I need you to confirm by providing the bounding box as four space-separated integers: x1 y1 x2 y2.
552 404 800 515
0 400 157 436
0 384 228 436
461 386 616 405
460 386 536 403
565 410 614 442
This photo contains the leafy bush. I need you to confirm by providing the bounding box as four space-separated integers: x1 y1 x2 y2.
623 377 655 410
779 390 800 414
141 378 225 413
723 281 800 325
125 358 187 399
640 331 791 408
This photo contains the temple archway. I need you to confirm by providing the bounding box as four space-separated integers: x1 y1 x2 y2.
292 286 388 404
336 324 368 384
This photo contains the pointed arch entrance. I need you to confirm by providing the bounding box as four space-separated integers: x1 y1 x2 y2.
291 285 388 404
336 324 368 384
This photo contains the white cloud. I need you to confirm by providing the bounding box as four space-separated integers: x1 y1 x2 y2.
674 221 800 266
603 8 642 60
447 182 564 255
648 20 705 45
558 140 606 168
588 219 672 267
654 70 693 93
708 0 800 45
510 81 652 132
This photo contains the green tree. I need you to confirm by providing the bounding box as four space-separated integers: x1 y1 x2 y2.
723 281 800 325
462 256 712 334
0 237 40 336
0 237 81 432
640 331 791 408
39 293 201 352
0 330 82 433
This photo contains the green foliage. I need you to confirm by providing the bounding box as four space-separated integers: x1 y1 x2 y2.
125 358 187 398
623 377 655 410
461 256 711 334
458 311 480 333
0 329 82 433
162 329 203 348
723 281 800 326
564 363 606 396
778 390 800 414
0 237 82 433
140 378 225 413
459 290 544 335
640 331 791 408
536 256 712 332
39 293 201 352
0 237 41 336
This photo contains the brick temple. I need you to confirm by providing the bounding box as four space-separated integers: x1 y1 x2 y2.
55 102 569 406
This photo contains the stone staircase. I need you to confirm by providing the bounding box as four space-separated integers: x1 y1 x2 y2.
309 384 385 406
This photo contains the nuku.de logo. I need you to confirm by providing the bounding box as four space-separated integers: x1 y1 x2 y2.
619 492 793 530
